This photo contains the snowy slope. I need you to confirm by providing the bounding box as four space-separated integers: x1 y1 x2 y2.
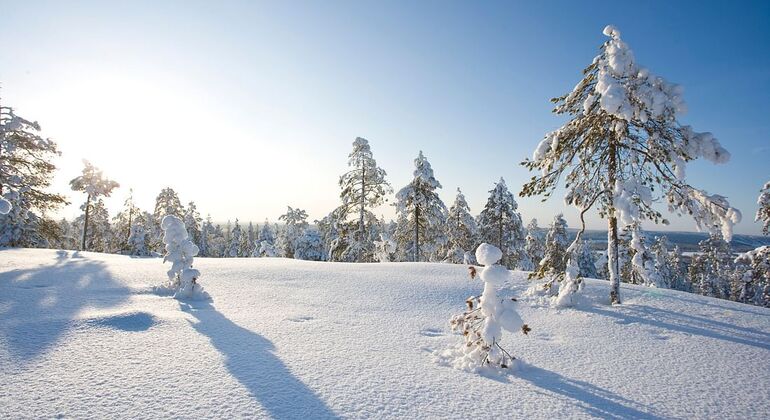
1 248 769 419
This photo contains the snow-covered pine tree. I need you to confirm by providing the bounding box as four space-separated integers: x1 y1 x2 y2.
127 211 151 256
183 201 202 245
198 215 214 257
535 214 569 286
73 198 113 253
247 222 255 253
239 225 250 257
444 188 479 264
576 240 599 279
650 236 675 289
627 223 664 287
69 160 119 251
689 233 733 299
523 219 545 272
393 151 447 262
0 191 51 247
477 178 525 268
278 206 309 258
111 189 138 252
294 226 325 261
255 219 278 257
733 246 769 306
160 215 207 300
335 137 393 262
0 101 67 220
447 244 530 370
521 25 740 304
227 219 243 257
668 244 689 291
757 181 770 236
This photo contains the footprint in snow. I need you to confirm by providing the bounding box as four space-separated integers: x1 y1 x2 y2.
420 328 445 337
287 316 316 323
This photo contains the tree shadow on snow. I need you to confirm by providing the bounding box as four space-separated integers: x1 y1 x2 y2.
0 250 131 361
180 300 338 419
518 364 661 419
584 303 770 351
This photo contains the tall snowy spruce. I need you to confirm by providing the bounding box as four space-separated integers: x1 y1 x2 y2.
756 181 770 235
444 188 479 264
523 219 545 272
536 214 569 287
445 243 530 371
69 160 119 251
278 206 309 258
159 215 208 300
520 25 740 305
478 178 525 268
227 219 243 257
393 151 447 262
333 137 392 262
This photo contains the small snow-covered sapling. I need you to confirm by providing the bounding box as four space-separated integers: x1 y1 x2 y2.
161 215 206 299
450 243 530 369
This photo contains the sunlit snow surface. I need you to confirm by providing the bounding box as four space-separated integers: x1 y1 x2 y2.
1 249 769 419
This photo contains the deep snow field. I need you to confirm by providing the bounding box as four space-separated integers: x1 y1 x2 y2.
1 248 769 419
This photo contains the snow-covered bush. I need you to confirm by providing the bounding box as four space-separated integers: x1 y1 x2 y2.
445 243 530 371
159 215 208 300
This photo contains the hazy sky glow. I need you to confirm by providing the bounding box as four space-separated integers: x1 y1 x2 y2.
1 0 768 233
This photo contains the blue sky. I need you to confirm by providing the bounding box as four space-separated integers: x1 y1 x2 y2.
1 0 768 234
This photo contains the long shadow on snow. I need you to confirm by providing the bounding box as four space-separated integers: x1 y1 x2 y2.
0 250 131 361
519 365 660 419
180 300 338 419
585 303 770 351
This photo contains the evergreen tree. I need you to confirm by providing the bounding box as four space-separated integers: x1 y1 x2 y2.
627 224 664 287
756 181 770 235
0 101 67 219
733 246 770 306
153 188 184 227
127 211 151 256
335 137 392 262
294 227 325 261
444 188 479 264
227 219 243 257
523 219 545 272
255 219 277 257
183 201 202 245
668 244 690 291
112 189 138 252
74 198 112 253
69 160 119 251
521 25 740 304
393 151 447 262
576 240 599 279
198 215 214 257
477 178 525 268
689 233 733 299
278 206 309 258
536 214 569 282
650 236 675 289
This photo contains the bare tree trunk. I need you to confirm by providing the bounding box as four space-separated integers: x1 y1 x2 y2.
607 142 621 304
81 194 91 251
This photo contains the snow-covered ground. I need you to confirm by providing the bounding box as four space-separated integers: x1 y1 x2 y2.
1 248 769 419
